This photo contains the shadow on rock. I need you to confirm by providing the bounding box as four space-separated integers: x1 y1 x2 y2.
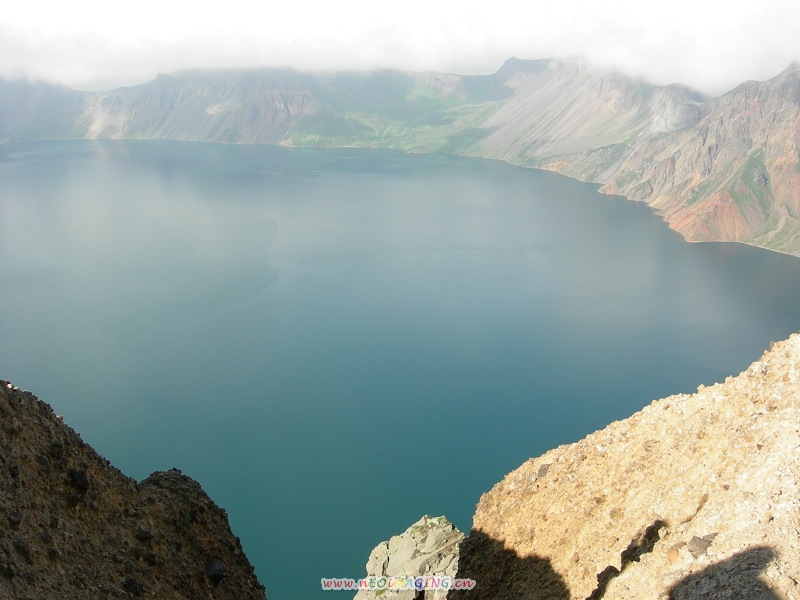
449 530 569 600
669 546 780 600
449 529 782 600
587 519 666 600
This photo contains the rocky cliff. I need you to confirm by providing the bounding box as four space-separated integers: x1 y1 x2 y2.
1 59 799 253
443 333 800 599
360 333 800 599
0 381 266 599
600 64 800 254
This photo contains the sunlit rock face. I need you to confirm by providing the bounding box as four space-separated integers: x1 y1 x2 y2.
452 333 800 599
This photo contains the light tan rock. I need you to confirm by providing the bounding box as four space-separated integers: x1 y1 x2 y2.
355 515 463 600
455 333 800 599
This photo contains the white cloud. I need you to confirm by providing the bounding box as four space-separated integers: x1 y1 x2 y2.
1 0 798 95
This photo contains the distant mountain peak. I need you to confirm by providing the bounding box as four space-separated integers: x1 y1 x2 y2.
494 57 551 79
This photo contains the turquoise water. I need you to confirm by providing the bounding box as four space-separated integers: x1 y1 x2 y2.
2 140 800 599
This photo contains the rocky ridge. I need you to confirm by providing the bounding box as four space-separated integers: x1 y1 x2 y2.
356 331 800 599
600 63 800 254
443 333 800 599
0 381 266 599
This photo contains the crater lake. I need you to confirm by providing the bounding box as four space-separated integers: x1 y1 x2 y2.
3 140 800 599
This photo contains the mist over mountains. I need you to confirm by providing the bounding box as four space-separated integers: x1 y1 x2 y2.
2 58 799 254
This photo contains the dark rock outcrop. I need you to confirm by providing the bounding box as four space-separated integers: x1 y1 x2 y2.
0 381 266 599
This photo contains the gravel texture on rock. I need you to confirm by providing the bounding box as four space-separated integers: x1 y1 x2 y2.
453 333 800 599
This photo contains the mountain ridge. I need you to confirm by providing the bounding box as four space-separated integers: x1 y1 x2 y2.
1 58 799 254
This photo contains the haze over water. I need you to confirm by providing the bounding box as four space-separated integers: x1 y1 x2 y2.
3 140 800 599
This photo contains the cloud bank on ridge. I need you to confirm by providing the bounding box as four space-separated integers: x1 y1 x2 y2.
1 0 798 95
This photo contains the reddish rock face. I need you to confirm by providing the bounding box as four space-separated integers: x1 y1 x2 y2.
664 191 754 243
599 64 800 254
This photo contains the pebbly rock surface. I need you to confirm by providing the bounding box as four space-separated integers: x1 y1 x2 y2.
0 381 266 599
452 333 800 599
354 515 463 600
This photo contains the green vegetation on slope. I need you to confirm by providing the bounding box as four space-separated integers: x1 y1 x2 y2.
286 91 502 153
726 150 772 213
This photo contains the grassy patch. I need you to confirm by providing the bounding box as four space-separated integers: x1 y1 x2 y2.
728 149 772 213
728 187 745 207
286 99 500 154
615 170 642 190
599 144 628 172
687 180 714 206
751 214 800 255
743 150 770 206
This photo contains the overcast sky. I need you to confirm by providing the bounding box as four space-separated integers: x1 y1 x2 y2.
1 0 798 96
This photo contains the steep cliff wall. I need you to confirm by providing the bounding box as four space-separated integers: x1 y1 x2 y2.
466 59 705 181
451 333 800 599
74 71 314 144
601 64 800 254
0 382 266 599
465 60 800 255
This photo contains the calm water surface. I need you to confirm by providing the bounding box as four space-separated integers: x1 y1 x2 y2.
2 140 800 598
